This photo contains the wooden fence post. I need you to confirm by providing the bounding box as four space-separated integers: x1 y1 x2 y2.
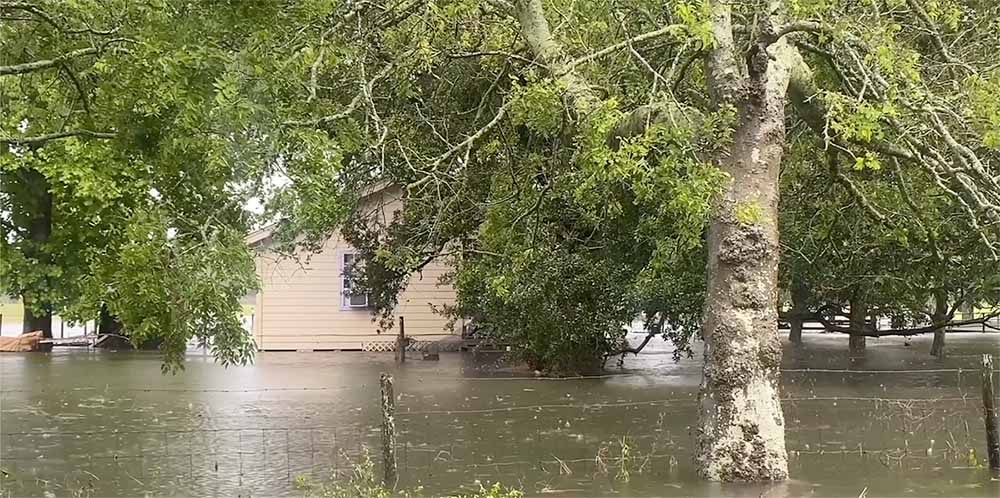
983 354 999 470
380 373 398 487
396 316 406 363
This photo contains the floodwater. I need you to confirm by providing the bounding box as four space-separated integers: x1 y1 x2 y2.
1 333 998 497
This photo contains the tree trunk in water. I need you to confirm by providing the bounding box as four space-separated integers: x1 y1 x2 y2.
22 295 52 337
930 327 945 357
929 291 948 357
20 168 53 338
788 281 807 344
98 304 123 335
512 0 793 480
848 333 866 354
697 3 792 481
848 299 866 355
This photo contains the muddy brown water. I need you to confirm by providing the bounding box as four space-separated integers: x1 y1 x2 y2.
1 333 998 497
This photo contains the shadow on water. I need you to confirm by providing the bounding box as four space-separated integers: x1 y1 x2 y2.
1 332 998 497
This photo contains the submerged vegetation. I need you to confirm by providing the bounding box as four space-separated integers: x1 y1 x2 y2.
295 450 523 498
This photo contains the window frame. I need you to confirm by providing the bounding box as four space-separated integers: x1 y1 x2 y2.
341 252 370 309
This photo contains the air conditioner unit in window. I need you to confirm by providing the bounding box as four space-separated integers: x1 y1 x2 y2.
346 293 369 308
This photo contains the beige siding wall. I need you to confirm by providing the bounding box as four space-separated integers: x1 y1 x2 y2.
253 191 459 350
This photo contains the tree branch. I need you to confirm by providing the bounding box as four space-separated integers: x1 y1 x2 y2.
704 0 740 107
615 314 666 355
515 0 703 144
407 98 514 192
446 51 542 67
514 0 597 114
828 151 888 224
774 20 826 40
619 331 656 354
607 101 699 147
562 23 685 72
60 62 91 115
284 62 395 127
0 46 98 76
787 46 916 161
0 2 117 35
817 313 1000 337
0 129 116 145
670 45 703 95
903 0 972 71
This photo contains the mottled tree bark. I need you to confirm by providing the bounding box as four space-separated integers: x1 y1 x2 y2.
696 1 791 481
788 281 807 344
21 168 53 338
929 291 948 357
379 373 398 487
848 299 866 355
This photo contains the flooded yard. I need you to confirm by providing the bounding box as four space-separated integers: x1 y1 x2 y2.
1 333 998 497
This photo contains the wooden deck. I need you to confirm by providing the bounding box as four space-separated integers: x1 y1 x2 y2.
39 334 128 347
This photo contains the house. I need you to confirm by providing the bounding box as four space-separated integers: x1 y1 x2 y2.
247 185 462 351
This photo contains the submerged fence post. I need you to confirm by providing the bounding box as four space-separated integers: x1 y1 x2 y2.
396 316 406 363
983 354 999 470
380 372 398 487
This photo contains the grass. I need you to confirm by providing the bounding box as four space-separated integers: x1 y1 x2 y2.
295 449 523 498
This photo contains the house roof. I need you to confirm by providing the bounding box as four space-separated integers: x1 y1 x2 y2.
245 223 277 246
244 180 398 247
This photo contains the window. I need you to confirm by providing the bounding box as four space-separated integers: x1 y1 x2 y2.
342 253 369 308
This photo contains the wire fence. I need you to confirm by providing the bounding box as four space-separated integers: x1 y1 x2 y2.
1 367 997 496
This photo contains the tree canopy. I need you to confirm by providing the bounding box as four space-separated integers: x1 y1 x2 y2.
0 0 284 368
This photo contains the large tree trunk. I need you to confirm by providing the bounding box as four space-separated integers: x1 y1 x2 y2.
98 303 123 335
788 281 807 344
512 0 793 481
22 295 52 337
929 291 948 357
696 2 792 481
20 168 53 338
848 299 866 355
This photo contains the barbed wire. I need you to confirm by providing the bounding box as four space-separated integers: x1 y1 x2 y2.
1 362 994 496
781 368 972 373
0 394 985 438
2 368 992 394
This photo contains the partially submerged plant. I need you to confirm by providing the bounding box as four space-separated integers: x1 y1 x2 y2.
295 449 391 498
295 448 521 498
